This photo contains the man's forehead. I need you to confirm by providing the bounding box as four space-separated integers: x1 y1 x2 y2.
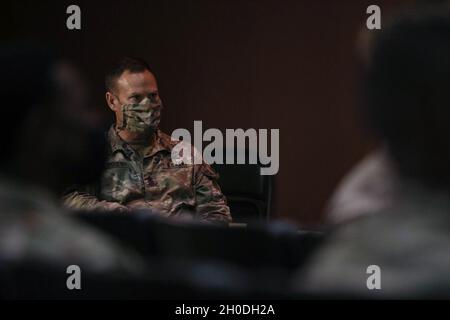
116 70 158 93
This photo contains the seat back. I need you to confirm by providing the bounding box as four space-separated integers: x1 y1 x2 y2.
212 148 272 224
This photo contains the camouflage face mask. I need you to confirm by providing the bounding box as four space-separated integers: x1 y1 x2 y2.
117 97 163 134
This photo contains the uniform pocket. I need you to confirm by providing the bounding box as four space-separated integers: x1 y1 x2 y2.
145 166 195 202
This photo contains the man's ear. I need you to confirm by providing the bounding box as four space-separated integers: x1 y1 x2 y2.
105 92 117 111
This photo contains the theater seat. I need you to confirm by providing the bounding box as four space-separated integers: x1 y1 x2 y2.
212 149 272 224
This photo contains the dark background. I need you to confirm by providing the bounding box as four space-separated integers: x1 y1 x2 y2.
5 0 414 226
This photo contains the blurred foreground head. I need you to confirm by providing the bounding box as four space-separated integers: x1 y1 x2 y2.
0 46 106 193
363 6 450 188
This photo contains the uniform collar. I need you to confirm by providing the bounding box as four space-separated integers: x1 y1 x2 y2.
108 125 175 159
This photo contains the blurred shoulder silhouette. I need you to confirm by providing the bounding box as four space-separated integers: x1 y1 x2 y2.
296 5 450 298
0 46 145 275
326 1 450 226
326 148 400 225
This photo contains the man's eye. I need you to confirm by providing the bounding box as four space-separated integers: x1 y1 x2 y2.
149 93 159 102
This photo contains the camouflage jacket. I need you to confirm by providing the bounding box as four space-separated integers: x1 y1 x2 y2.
63 126 232 224
0 177 145 274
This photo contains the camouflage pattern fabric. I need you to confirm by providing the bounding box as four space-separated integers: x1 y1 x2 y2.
117 97 162 134
0 178 145 274
63 126 232 225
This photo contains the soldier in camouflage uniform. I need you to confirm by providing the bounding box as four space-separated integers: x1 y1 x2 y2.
63 57 231 225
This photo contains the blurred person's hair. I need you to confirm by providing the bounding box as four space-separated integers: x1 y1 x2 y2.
0 46 58 160
104 57 153 92
363 5 450 188
0 45 107 191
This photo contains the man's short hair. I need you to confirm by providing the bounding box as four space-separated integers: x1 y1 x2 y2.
363 6 450 187
104 57 152 92
0 46 57 158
